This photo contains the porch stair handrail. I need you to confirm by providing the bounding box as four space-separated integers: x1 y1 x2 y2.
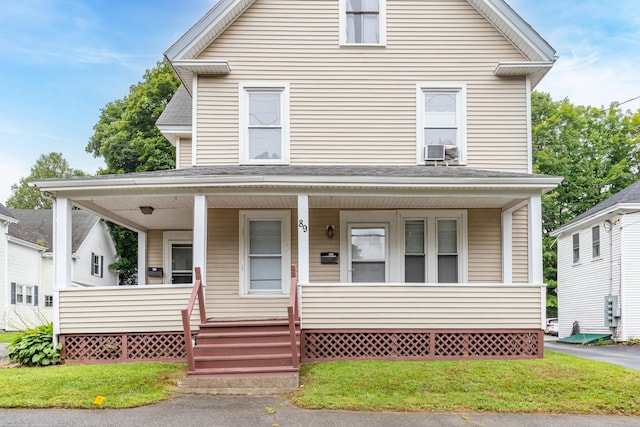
181 267 206 372
287 264 300 369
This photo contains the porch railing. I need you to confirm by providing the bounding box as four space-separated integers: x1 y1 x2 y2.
287 265 300 368
181 267 206 371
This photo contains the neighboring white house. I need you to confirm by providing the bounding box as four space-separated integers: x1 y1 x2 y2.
551 180 640 341
0 205 117 331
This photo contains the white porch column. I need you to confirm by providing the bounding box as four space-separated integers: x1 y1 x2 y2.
297 194 309 284
193 194 208 284
502 210 513 284
528 195 543 285
53 197 72 290
137 231 147 286
53 197 72 343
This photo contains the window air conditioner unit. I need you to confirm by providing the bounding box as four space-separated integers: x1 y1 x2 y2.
425 144 445 161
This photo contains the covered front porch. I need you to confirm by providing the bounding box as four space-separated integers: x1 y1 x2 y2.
38 166 559 371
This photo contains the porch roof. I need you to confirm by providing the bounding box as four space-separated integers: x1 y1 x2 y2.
34 166 560 232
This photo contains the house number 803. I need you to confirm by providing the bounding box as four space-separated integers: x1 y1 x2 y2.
298 220 308 232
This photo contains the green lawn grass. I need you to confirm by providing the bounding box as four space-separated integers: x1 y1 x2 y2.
0 332 19 343
291 350 640 415
0 362 186 408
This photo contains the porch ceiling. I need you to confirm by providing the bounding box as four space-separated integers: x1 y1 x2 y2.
71 193 522 232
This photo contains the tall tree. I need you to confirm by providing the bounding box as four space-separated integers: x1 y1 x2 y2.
87 60 179 174
87 60 180 284
6 152 85 209
532 92 640 315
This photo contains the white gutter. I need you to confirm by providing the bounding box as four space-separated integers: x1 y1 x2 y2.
551 204 640 237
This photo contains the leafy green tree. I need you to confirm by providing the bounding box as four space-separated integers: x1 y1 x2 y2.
532 92 640 315
87 60 180 284
87 60 179 174
6 152 85 208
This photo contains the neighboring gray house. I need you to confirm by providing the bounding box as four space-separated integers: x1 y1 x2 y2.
551 180 640 341
1 205 117 331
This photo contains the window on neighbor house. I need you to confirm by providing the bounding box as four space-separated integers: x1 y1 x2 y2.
26 286 33 304
91 252 104 277
240 210 291 295
45 295 53 308
16 285 24 304
417 84 467 164
239 83 290 164
572 233 580 263
340 0 386 45
592 226 600 258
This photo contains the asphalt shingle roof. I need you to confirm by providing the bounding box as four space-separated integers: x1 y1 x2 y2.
0 203 16 220
156 85 192 127
7 209 99 252
559 180 640 229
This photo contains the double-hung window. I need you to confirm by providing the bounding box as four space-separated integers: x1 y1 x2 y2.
239 83 290 164
417 84 467 164
91 252 103 277
572 233 580 264
592 226 600 258
240 211 291 295
340 0 386 45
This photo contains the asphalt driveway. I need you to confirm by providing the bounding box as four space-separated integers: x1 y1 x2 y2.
545 339 640 370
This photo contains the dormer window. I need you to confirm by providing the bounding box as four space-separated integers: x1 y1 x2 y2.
239 82 290 164
340 0 386 46
416 83 467 165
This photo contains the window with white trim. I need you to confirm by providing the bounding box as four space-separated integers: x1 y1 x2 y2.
340 210 467 283
91 252 103 277
340 0 386 46
572 233 580 264
16 285 24 304
417 84 467 164
12 284 38 305
239 83 290 164
239 211 291 295
592 226 600 258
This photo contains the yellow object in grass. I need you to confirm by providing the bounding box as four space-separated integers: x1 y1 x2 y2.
93 396 105 405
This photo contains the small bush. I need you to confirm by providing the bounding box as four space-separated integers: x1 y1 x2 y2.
7 323 62 367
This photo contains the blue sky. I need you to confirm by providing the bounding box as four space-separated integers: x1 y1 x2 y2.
1 0 639 203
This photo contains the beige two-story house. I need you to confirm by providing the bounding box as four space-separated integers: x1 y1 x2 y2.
35 0 560 389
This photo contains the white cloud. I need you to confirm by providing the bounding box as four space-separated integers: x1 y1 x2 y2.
0 156 29 205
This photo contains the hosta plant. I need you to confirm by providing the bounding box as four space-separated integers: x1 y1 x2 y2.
7 323 62 367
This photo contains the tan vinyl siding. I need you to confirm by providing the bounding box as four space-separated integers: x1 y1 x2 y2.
146 230 165 285
178 138 192 169
309 209 340 283
301 284 543 329
512 205 529 283
467 209 501 282
195 0 528 171
205 208 298 318
58 286 198 334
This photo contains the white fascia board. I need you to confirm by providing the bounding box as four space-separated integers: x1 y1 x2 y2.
7 235 47 252
157 125 192 146
550 203 640 237
0 214 18 224
164 0 255 61
467 0 557 62
34 175 562 196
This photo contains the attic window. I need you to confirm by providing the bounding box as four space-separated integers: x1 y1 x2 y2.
340 0 386 46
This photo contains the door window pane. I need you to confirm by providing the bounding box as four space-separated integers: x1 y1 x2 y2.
352 261 385 282
351 227 385 260
250 221 282 254
250 257 282 290
171 243 193 284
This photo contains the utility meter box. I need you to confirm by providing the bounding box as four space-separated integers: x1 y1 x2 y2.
604 295 620 327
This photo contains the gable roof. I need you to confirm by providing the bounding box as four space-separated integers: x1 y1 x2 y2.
0 203 17 223
551 180 640 236
164 0 556 92
156 85 192 127
7 209 100 252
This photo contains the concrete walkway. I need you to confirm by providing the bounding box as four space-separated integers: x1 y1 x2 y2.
1 394 640 427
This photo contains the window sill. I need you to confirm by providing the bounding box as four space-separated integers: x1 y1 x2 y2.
340 43 386 48
239 293 290 299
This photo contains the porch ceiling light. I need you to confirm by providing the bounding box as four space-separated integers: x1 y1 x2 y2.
139 206 154 215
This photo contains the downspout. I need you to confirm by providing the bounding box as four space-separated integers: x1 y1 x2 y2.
618 221 624 341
